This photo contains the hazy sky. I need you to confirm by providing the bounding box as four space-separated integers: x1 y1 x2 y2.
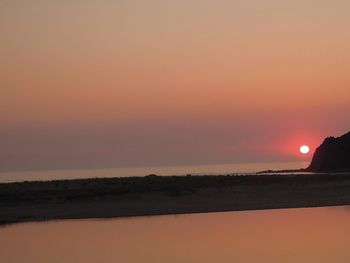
1 0 350 171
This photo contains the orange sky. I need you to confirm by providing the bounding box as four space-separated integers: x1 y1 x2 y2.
1 1 349 171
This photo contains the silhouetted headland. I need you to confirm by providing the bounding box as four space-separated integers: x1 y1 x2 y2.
307 131 350 172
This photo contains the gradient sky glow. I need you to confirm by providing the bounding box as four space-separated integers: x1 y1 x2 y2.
1 0 349 171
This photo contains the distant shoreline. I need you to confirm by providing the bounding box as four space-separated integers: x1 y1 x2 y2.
0 161 308 183
1 173 350 225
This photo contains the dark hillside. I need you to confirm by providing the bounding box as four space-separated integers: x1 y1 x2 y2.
308 131 350 172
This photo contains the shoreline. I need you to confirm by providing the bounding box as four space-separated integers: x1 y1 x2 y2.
1 173 350 225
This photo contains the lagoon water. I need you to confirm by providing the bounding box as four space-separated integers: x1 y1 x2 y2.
0 161 308 183
1 206 350 263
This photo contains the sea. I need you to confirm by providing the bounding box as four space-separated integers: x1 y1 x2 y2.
0 161 309 183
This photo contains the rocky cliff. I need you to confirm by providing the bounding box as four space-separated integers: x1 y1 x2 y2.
307 131 350 172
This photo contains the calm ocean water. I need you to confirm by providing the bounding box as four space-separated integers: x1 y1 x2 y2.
1 206 350 263
0 161 309 183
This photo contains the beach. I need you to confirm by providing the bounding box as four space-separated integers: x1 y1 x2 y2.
1 173 350 225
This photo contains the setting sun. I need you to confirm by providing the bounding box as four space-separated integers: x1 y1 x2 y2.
300 145 310 154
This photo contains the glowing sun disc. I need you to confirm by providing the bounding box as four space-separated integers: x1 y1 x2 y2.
300 145 310 154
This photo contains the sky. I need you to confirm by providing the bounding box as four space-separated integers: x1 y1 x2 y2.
1 0 350 171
